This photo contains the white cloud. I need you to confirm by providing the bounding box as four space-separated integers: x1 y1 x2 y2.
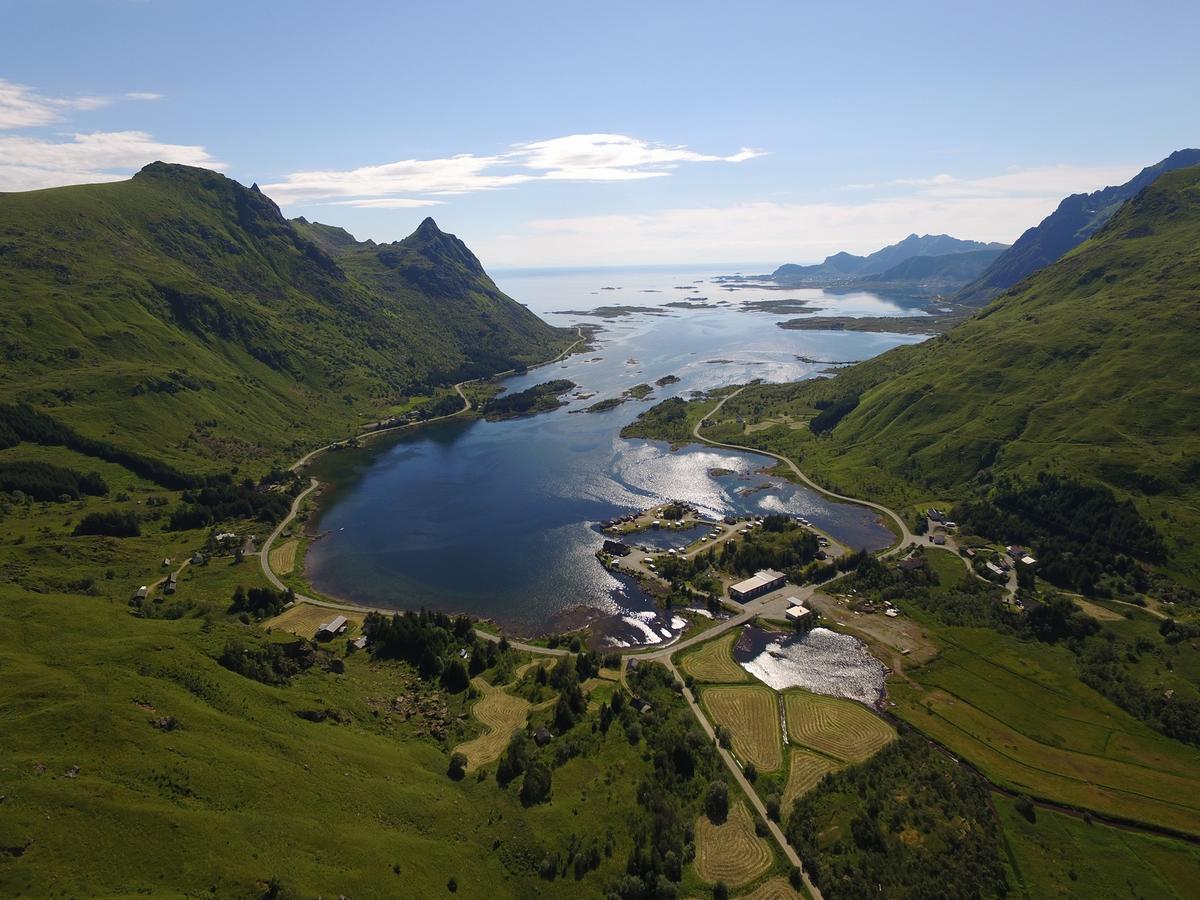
0 131 223 192
263 133 764 205
0 78 126 129
475 162 1143 267
0 78 165 131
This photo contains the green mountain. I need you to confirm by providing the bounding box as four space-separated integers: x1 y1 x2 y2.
683 164 1200 584
0 163 572 474
956 148 1200 305
772 233 1003 283
858 247 1007 289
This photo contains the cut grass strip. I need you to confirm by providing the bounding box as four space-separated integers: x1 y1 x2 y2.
782 747 844 814
694 801 774 888
701 684 782 773
737 876 804 900
680 631 750 683
783 689 895 764
267 538 298 574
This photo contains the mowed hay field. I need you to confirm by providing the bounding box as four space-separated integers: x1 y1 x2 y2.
701 684 782 772
680 632 749 683
782 748 844 813
737 876 804 900
268 539 298 574
784 690 895 764
891 628 1200 836
264 602 363 640
453 677 534 773
694 801 774 888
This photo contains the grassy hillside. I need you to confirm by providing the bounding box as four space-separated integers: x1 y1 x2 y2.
667 164 1200 584
0 164 572 476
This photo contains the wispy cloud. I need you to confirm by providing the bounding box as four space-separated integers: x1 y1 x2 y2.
844 165 1137 198
0 78 163 130
263 133 765 207
327 197 445 209
0 131 222 192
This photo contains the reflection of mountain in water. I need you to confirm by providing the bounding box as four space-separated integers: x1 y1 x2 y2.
734 626 887 708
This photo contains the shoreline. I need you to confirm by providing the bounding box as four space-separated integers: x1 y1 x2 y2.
258 328 590 630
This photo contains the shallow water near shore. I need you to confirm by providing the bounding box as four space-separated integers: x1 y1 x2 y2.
303 266 928 644
733 625 889 707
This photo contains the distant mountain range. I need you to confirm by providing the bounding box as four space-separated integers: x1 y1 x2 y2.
767 233 1008 294
0 163 572 472
956 148 1200 305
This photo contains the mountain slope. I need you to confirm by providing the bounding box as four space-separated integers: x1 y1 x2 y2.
859 247 1007 287
956 148 1200 305
0 164 571 474
695 164 1200 582
772 234 1003 283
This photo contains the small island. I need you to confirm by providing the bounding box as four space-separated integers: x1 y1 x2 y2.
581 383 655 413
481 379 576 420
655 374 681 386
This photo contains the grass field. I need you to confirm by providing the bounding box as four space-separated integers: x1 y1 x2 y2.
783 690 895 764
693 801 774 888
782 748 844 814
453 676 543 773
995 793 1200 899
263 602 364 640
737 876 804 900
267 539 298 574
701 684 783 773
890 627 1200 836
679 632 750 683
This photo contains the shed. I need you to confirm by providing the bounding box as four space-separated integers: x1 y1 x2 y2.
317 615 349 640
1020 555 1037 566
729 569 786 602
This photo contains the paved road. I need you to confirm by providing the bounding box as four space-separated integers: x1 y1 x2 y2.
693 388 915 555
664 655 823 899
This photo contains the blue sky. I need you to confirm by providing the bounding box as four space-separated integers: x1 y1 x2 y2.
2 0 1197 266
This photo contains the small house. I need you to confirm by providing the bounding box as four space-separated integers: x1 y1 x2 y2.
133 585 148 601
931 534 947 546
1020 555 1037 566
316 615 349 641
534 726 552 747
985 562 1005 577
165 573 178 595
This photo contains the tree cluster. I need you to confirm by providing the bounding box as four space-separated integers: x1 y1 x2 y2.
953 473 1166 594
0 461 108 501
73 509 141 537
229 584 292 619
787 731 1008 900
168 476 293 530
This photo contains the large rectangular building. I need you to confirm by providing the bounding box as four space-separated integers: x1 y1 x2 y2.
729 569 786 602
